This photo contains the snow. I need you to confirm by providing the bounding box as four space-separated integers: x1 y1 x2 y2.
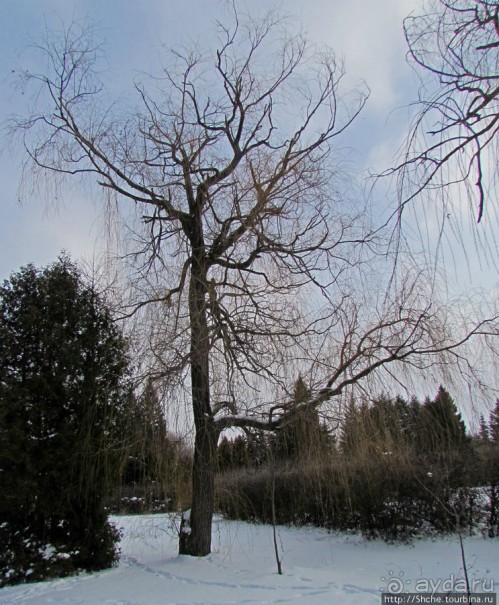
0 514 497 604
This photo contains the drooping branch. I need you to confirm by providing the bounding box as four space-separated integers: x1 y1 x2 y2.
215 300 497 431
390 0 499 224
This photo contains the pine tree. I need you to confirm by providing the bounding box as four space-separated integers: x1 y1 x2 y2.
340 399 364 456
246 429 272 467
365 395 407 453
129 379 169 485
120 379 190 511
231 435 249 468
478 414 490 444
217 436 234 472
484 400 499 536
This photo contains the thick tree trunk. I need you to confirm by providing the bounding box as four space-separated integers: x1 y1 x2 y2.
179 260 218 556
179 421 218 555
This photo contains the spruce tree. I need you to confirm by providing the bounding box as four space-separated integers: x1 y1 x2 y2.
217 436 234 472
490 400 499 446
420 386 468 453
274 376 329 462
478 414 490 444
340 399 364 456
487 400 499 536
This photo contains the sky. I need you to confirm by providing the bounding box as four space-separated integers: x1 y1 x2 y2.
0 1 496 423
0 0 424 281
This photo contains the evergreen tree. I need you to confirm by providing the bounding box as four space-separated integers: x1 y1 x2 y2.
490 400 499 446
364 395 407 453
245 429 273 468
340 399 365 456
418 386 468 453
232 435 250 468
0 256 131 586
338 394 415 458
217 436 234 472
216 434 250 471
120 379 190 512
478 414 490 444
406 396 423 446
123 379 168 486
485 401 499 533
274 376 329 462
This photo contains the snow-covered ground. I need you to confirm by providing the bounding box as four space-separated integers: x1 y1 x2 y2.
0 514 497 604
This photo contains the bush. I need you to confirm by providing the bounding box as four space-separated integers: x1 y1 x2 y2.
0 509 121 585
216 454 484 541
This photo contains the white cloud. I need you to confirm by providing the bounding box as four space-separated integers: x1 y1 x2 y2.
292 0 421 112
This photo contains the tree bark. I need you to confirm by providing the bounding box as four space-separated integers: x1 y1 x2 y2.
179 254 218 556
179 420 218 555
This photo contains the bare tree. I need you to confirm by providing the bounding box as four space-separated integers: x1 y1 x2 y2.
395 0 498 224
11 9 497 557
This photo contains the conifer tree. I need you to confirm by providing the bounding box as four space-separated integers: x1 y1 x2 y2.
420 386 468 453
124 379 169 486
478 414 490 444
490 400 499 446
0 256 131 585
340 400 364 456
217 436 234 472
274 377 329 462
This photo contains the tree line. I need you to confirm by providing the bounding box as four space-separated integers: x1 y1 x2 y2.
216 381 499 541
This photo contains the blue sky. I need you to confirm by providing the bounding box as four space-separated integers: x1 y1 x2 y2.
1 0 496 297
0 0 423 280
0 0 496 424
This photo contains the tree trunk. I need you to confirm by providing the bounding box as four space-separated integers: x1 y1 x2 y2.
179 421 218 555
179 260 217 556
